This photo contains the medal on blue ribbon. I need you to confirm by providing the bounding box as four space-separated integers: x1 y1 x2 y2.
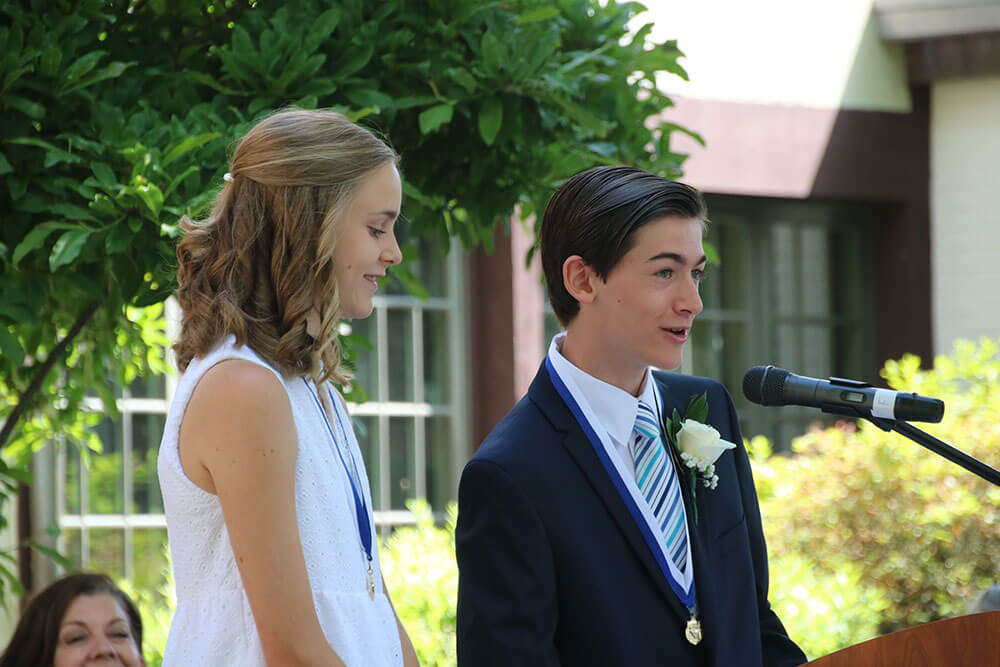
545 356 701 644
304 379 376 599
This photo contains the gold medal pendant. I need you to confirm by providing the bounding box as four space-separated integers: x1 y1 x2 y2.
367 562 376 599
685 616 702 645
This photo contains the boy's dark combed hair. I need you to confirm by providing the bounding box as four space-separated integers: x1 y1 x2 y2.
540 165 707 325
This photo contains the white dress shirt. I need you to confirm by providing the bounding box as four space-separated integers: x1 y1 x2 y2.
548 332 694 593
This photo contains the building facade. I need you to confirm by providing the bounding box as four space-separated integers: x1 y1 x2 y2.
6 0 1000 638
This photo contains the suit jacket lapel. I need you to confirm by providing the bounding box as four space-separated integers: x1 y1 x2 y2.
528 365 692 622
654 374 715 613
654 374 713 552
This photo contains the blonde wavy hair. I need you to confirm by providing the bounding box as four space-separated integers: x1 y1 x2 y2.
174 108 399 386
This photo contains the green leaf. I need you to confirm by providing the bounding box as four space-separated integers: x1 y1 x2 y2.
336 44 374 79
392 264 429 301
585 142 618 158
0 152 11 176
90 193 119 217
418 104 454 135
402 182 434 208
133 182 164 218
478 96 503 146
4 94 45 119
686 393 709 424
341 332 374 351
518 6 560 23
91 162 116 188
704 241 721 266
387 96 439 110
163 164 200 200
60 61 132 95
105 223 135 255
133 284 173 308
185 70 245 95
658 121 705 148
481 30 505 71
557 42 614 74
345 88 394 110
49 229 92 271
0 461 32 485
28 542 73 571
39 43 62 77
12 221 77 265
61 50 107 83
230 25 261 71
0 327 25 366
8 137 83 166
162 133 222 167
0 562 24 597
452 69 477 94
303 7 342 53
538 92 613 138
0 302 38 325
338 107 371 122
51 203 100 223
8 177 26 200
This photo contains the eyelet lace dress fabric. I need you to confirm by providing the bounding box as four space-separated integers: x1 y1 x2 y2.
157 336 402 666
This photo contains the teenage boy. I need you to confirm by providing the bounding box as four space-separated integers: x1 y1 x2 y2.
455 166 806 667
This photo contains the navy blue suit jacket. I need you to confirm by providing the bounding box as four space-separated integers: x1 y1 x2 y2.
456 364 807 667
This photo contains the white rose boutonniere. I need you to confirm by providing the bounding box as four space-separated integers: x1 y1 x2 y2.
661 392 736 521
676 420 736 490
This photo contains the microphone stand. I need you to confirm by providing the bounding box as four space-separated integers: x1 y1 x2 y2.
867 417 1000 487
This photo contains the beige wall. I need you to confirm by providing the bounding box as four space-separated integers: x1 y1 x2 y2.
931 75 1000 353
639 0 911 112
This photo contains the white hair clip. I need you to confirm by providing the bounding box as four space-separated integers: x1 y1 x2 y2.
223 172 233 182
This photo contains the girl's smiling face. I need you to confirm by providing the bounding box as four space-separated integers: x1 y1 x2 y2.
332 162 403 319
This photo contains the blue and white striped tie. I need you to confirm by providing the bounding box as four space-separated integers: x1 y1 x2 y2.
631 400 688 573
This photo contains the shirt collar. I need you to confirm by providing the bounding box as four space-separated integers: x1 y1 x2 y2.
548 333 660 446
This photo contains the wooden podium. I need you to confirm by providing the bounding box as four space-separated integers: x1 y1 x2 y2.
806 611 1000 666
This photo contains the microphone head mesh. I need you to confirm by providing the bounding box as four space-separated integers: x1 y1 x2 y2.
742 365 789 406
761 366 789 406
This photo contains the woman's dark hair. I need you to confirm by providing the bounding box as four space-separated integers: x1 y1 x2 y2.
0 572 143 667
540 165 707 325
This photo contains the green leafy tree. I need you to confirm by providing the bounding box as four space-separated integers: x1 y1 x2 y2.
1 0 697 601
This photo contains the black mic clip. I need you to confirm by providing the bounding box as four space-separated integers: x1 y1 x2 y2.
817 376 877 420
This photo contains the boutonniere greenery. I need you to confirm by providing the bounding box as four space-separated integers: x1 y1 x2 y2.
661 393 737 517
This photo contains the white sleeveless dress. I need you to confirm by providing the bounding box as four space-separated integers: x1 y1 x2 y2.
157 336 402 666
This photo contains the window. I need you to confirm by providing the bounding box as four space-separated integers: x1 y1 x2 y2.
56 373 172 597
695 196 876 449
349 232 468 530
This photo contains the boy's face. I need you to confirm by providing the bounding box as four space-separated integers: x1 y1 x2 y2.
587 215 705 372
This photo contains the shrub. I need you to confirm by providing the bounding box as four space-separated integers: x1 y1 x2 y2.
752 337 1000 656
380 500 459 667
766 550 890 660
117 547 174 667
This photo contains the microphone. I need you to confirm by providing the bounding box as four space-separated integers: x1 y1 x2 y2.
742 365 944 423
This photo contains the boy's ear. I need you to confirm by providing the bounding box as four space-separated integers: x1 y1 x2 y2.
562 255 598 305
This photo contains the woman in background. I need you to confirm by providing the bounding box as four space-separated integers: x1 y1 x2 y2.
0 571 144 667
158 108 418 666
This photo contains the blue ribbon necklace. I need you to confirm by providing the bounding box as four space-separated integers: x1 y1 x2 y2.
303 378 376 599
545 357 701 643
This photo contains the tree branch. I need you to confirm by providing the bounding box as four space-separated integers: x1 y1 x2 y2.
0 299 104 452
